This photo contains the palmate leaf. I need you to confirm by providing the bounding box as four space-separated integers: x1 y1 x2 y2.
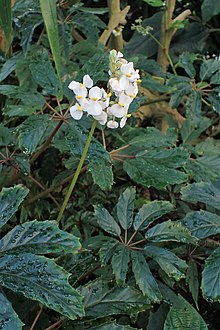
145 220 198 244
181 182 220 211
133 201 173 231
111 245 130 284
0 220 81 255
116 187 136 230
182 210 220 239
95 206 121 237
131 251 161 302
144 246 188 281
0 292 23 330
0 253 84 319
17 114 50 155
164 295 208 330
81 279 149 319
202 0 220 22
0 185 29 229
202 247 220 302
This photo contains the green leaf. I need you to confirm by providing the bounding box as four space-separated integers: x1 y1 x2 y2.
129 127 178 149
164 295 208 330
0 85 45 108
208 92 220 115
181 117 211 143
0 54 21 81
210 71 220 85
181 182 220 211
182 211 220 239
111 244 130 284
81 279 149 319
124 148 188 189
76 52 109 84
131 250 161 302
0 0 11 55
99 238 119 266
202 247 220 302
200 59 220 80
142 0 163 6
186 259 199 308
88 159 113 191
177 53 196 78
202 0 220 22
0 220 81 255
90 322 137 330
186 91 202 126
0 253 84 319
73 12 106 40
144 245 188 281
18 114 50 154
116 187 136 230
145 220 197 244
133 201 173 231
39 0 63 98
29 48 59 96
0 124 14 146
0 292 23 330
0 185 29 229
94 206 121 237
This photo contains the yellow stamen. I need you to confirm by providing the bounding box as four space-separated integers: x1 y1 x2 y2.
137 79 142 83
77 104 82 111
77 95 83 99
92 97 98 101
118 102 124 107
80 83 84 88
107 92 112 97
127 114 132 118
129 93 135 98
126 73 132 78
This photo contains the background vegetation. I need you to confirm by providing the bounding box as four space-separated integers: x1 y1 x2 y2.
0 0 220 329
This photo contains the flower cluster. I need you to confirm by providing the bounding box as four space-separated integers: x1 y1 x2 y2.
68 50 140 129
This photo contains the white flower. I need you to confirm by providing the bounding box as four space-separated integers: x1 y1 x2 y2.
107 120 119 129
119 62 140 90
83 86 103 116
68 74 93 102
93 111 108 125
70 103 83 120
125 83 138 99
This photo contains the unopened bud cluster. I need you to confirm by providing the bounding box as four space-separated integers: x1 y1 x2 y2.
68 50 140 129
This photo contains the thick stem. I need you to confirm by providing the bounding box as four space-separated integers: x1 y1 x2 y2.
56 120 97 224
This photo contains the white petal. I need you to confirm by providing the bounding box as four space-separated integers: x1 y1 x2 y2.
117 51 124 58
83 74 93 88
87 101 103 116
107 120 119 129
119 76 129 90
68 80 79 91
120 62 134 75
109 78 122 93
70 105 83 120
110 104 126 118
89 86 102 100
93 111 107 125
119 93 132 106
120 116 127 128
